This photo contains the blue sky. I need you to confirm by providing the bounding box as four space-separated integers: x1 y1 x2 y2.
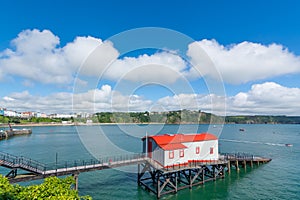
1 0 300 115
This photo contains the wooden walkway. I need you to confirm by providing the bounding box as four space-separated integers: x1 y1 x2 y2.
0 151 146 183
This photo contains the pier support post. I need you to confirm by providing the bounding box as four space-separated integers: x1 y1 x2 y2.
235 161 240 171
213 166 216 180
175 176 178 193
189 169 192 189
157 174 161 199
222 165 225 178
137 163 141 185
73 173 79 191
227 161 231 174
243 160 247 172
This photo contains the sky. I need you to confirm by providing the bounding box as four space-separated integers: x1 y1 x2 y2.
1 0 300 116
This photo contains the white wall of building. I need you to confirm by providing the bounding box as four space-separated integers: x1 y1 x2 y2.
184 140 219 161
4 110 18 117
161 140 218 167
163 148 187 167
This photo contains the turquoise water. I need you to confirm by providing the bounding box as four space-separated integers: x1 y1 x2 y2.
0 124 299 199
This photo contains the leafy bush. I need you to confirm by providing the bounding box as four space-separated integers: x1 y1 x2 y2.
0 175 91 200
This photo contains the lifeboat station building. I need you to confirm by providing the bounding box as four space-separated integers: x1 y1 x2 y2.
142 133 218 168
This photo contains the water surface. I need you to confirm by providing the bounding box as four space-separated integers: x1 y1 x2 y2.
0 124 299 199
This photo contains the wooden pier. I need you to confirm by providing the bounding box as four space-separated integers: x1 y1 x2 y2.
138 153 271 198
138 160 227 198
0 151 271 199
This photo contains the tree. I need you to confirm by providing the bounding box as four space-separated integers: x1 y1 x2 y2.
0 175 92 200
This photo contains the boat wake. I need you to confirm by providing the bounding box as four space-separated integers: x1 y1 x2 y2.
220 139 287 147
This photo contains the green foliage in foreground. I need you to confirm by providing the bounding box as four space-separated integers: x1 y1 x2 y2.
0 175 91 200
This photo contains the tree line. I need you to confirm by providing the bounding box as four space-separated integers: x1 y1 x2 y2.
2 111 300 125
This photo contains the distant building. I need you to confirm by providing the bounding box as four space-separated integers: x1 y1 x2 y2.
49 113 76 118
76 112 91 118
4 110 18 117
86 119 93 124
36 112 42 118
21 112 34 118
142 133 219 168
62 120 72 124
40 113 48 118
0 108 4 116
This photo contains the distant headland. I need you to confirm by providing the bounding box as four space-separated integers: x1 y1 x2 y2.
1 110 300 127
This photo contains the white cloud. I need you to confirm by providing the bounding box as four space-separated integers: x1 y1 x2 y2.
69 40 119 77
155 82 300 116
0 85 152 114
1 82 300 116
3 30 300 87
228 82 300 115
187 39 300 84
0 29 189 86
3 96 15 101
0 29 108 85
156 93 226 115
102 52 188 83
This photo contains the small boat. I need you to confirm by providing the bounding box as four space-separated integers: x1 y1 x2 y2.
285 144 293 147
239 128 245 131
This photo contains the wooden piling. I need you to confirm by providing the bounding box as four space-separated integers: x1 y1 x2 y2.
73 173 79 191
227 161 231 174
235 160 240 171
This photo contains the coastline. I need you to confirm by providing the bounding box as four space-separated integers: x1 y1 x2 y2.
1 122 297 128
0 122 168 128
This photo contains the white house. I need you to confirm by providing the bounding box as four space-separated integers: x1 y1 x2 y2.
142 133 218 168
4 110 18 117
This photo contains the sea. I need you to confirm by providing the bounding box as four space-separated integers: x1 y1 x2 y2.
0 124 299 200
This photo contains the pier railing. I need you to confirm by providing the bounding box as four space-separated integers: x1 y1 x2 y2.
0 151 146 175
221 152 256 161
43 153 146 172
0 151 46 174
1 151 270 178
162 152 267 171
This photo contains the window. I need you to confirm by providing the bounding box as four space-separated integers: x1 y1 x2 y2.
169 150 174 159
210 147 214 154
180 149 184 157
196 146 200 154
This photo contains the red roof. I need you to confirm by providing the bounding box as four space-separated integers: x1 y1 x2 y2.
143 133 217 151
160 143 187 150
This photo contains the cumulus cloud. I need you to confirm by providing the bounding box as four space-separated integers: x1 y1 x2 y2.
1 90 72 113
2 30 300 86
3 96 15 101
228 82 300 115
1 82 300 116
156 93 226 115
102 52 188 83
0 29 109 85
0 85 153 114
0 29 190 85
73 40 119 77
187 39 300 84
